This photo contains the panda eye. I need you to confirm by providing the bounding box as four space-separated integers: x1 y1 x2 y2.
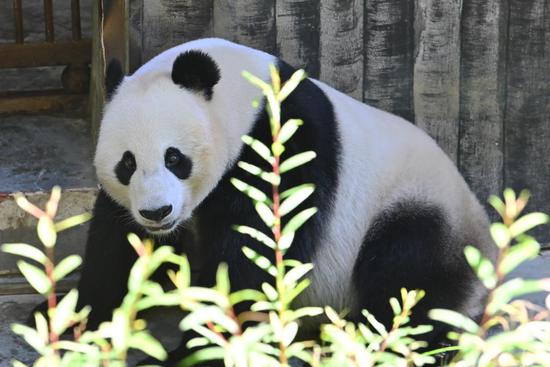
124 155 136 169
165 147 192 179
115 151 136 185
165 151 180 167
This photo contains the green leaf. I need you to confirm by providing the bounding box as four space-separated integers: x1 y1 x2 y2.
429 309 479 333
233 225 276 249
241 135 274 164
362 309 388 336
129 331 167 361
499 237 540 275
216 263 230 295
282 322 298 347
180 346 225 367
255 201 274 227
285 278 311 304
229 289 266 305
242 246 277 276
283 263 313 286
509 212 549 237
34 312 49 342
261 282 278 301
230 178 269 203
37 216 56 248
279 151 317 173
282 207 318 235
488 195 505 219
278 119 303 144
464 246 497 288
278 232 295 251
17 260 50 294
279 184 314 216
289 307 323 321
490 223 511 249
237 162 280 185
53 255 82 281
11 323 46 353
488 278 546 314
278 69 306 102
55 212 92 232
389 297 402 316
181 306 239 334
52 289 78 335
1 243 47 264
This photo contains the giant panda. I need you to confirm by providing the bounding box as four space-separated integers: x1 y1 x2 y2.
75 38 495 363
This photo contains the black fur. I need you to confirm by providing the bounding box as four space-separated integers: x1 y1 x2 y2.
114 151 136 185
171 50 221 100
165 147 193 180
352 201 474 347
105 59 124 100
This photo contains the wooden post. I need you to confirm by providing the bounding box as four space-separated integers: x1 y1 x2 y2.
363 0 414 122
275 0 320 78
505 0 550 240
319 0 364 100
71 0 82 41
44 0 55 42
13 0 23 44
459 0 507 206
213 0 276 54
413 0 462 162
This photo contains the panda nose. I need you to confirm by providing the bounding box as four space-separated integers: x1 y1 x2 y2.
139 205 173 222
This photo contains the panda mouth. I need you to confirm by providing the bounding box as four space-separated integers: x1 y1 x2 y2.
143 220 176 233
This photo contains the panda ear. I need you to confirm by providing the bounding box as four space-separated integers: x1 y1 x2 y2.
171 50 221 100
105 59 124 100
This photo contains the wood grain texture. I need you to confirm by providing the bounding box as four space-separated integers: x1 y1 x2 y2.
319 0 364 100
505 0 550 241
213 0 276 54
363 0 414 122
275 0 320 77
413 0 462 162
458 0 507 206
142 0 213 62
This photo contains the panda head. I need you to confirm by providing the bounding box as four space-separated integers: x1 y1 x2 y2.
94 50 223 235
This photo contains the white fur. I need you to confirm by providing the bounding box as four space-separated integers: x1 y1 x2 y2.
95 38 493 315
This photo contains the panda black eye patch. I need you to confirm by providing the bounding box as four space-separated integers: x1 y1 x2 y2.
115 151 136 185
165 147 192 179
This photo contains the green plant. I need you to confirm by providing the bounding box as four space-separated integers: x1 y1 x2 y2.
429 189 550 366
2 188 169 366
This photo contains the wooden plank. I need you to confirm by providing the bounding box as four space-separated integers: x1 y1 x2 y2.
275 0 320 77
319 0 364 100
505 0 550 242
0 90 87 114
0 41 91 69
458 0 507 207
363 0 414 122
213 0 276 54
142 0 213 62
413 0 462 162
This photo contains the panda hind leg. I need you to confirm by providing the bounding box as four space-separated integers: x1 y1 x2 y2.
352 201 475 351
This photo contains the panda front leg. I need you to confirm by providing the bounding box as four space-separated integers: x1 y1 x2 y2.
75 189 143 329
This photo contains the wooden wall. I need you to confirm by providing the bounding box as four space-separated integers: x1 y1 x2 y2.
129 0 550 241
